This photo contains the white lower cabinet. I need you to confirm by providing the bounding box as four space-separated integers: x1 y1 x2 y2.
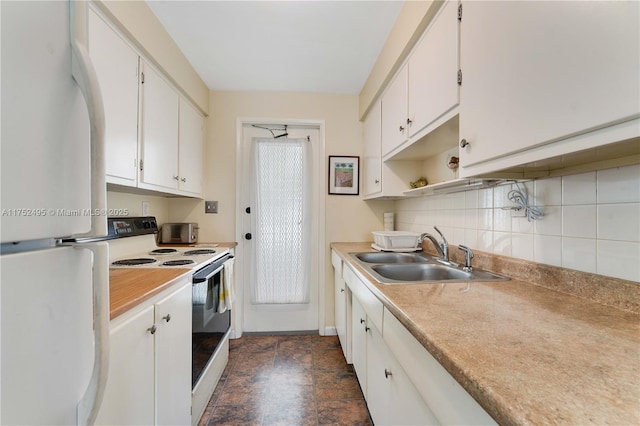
350 296 368 399
332 250 351 363
334 250 496 425
367 317 438 425
344 262 436 425
96 280 192 425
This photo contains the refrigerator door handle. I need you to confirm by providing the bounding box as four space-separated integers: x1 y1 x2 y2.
76 242 110 425
70 0 108 238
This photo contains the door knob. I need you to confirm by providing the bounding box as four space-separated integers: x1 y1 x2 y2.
460 139 470 148
245 233 252 240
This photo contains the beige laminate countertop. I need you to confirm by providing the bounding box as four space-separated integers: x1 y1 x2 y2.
331 242 640 426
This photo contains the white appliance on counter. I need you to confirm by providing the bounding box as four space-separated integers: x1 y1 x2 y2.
1 1 109 424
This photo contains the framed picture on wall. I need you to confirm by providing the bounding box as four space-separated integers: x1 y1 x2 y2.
328 156 359 195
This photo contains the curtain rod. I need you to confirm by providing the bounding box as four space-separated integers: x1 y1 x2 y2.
252 124 288 139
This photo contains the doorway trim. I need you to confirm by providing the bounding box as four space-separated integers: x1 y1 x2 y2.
234 117 326 337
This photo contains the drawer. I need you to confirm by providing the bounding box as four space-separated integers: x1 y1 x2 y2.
343 265 383 333
383 307 496 425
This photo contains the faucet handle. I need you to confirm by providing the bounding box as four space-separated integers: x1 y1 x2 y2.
458 245 474 271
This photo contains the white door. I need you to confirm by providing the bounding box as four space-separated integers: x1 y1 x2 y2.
240 124 321 332
1 247 94 424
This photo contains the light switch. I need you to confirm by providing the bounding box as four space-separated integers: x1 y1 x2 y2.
205 201 218 214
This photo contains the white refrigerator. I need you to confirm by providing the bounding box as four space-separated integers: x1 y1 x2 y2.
1 1 110 424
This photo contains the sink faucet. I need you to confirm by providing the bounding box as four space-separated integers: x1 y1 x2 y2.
420 226 449 262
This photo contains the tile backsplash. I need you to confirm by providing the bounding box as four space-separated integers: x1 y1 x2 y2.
394 164 640 282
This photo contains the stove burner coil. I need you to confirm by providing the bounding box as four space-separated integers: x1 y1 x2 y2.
163 259 195 266
183 249 216 255
150 248 178 255
112 258 157 266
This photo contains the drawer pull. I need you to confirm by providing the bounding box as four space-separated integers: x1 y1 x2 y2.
385 369 393 378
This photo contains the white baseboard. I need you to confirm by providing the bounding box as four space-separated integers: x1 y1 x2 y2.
324 326 337 336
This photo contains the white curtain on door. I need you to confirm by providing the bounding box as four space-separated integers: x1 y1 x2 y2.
251 138 311 304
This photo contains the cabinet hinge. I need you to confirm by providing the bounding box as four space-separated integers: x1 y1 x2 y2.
141 72 145 84
140 159 144 171
458 3 462 21
457 69 462 86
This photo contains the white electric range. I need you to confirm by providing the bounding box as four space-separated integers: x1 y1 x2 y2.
105 216 233 423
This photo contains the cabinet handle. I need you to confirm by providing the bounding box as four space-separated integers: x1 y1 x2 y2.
460 139 470 148
365 326 371 332
147 324 157 335
162 314 171 322
173 175 179 181
180 177 186 183
406 118 412 126
398 125 405 133
374 179 380 184
384 369 393 379
340 288 345 293
360 318 365 324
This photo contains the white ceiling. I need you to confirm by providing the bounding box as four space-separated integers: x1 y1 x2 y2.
145 1 403 94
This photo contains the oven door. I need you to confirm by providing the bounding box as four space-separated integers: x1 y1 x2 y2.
191 255 231 387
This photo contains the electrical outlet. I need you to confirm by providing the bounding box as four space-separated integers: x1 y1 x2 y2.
205 201 218 214
142 201 149 216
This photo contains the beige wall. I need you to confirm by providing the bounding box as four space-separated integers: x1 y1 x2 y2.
95 0 209 114
168 90 393 327
107 191 170 225
359 1 440 119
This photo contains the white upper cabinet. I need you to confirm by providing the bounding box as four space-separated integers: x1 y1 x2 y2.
459 1 640 175
178 98 204 196
381 64 409 157
363 99 383 197
87 8 205 198
139 60 180 192
88 8 139 187
408 0 459 139
381 1 460 160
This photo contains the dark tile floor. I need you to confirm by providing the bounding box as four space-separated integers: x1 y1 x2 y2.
198 334 373 426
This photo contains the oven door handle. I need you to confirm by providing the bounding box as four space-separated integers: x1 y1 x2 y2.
193 264 225 284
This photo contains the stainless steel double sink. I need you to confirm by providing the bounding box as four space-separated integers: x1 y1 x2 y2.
349 252 509 285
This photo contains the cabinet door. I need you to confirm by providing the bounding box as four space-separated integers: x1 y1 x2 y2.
459 1 640 168
95 306 155 425
140 61 179 190
88 7 139 187
335 268 351 363
381 64 409 157
363 99 382 197
409 0 459 138
178 98 204 195
367 322 438 425
351 295 368 400
155 282 192 426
